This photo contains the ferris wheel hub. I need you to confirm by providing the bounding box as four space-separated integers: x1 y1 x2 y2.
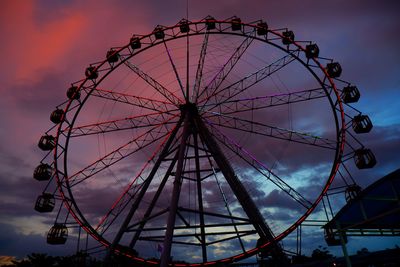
179 102 198 116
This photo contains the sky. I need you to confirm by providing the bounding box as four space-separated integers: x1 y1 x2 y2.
0 0 399 264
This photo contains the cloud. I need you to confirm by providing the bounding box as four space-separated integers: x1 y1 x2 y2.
0 1 87 84
0 256 16 266
260 189 302 211
0 222 76 259
350 123 400 187
0 216 50 237
0 152 46 215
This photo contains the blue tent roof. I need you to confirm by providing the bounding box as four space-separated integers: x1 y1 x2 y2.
325 168 400 232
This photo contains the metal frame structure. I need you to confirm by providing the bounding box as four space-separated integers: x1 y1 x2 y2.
34 16 375 266
324 168 400 239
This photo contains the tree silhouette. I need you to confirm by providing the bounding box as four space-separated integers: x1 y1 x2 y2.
11 260 31 267
356 247 370 256
26 253 56 267
311 246 334 261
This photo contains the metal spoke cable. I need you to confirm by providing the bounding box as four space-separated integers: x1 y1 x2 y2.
193 32 209 103
163 41 186 101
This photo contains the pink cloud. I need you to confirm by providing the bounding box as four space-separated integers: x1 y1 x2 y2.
0 1 88 84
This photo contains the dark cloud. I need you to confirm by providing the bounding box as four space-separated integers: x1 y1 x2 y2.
0 222 76 259
7 71 68 115
260 189 302 212
349 123 400 187
0 152 44 217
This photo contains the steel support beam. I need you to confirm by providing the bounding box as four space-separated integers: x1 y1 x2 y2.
106 116 183 262
193 133 208 261
195 116 287 261
160 110 191 267
129 152 179 248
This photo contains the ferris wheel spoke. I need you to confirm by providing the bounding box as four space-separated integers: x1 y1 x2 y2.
204 119 313 210
122 57 183 106
192 32 210 103
203 87 328 115
197 32 256 105
198 52 299 110
206 112 337 150
66 112 178 137
68 119 177 187
163 41 186 100
82 87 177 113
96 123 183 234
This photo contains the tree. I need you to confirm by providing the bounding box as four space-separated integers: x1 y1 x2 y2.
11 260 32 267
356 247 370 256
311 246 334 261
26 253 56 267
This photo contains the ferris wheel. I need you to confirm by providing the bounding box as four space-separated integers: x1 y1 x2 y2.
34 16 375 266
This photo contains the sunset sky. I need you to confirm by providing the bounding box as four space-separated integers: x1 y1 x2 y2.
0 0 399 263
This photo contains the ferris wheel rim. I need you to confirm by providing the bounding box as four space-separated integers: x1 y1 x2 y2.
51 17 346 265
